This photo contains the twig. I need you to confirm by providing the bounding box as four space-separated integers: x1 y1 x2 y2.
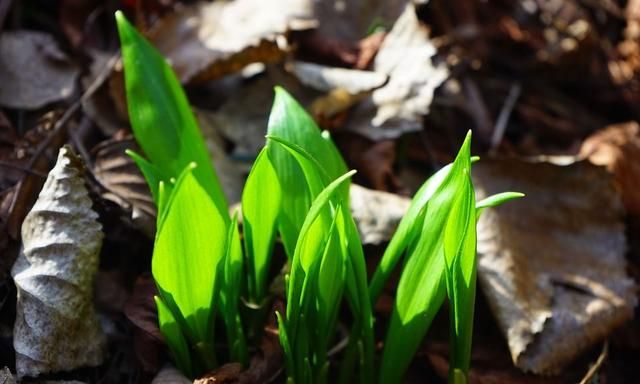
578 340 609 384
0 161 47 178
2 51 120 236
490 82 521 154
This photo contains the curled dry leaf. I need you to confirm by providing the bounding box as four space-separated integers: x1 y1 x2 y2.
11 147 106 378
350 184 410 245
580 121 640 216
148 0 316 84
91 135 156 237
347 3 448 140
0 31 78 109
473 158 637 374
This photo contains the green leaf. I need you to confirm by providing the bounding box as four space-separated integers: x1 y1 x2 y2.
242 148 281 303
152 165 226 372
476 192 524 218
379 131 473 383
155 295 193 378
115 11 228 219
219 212 248 365
266 87 347 256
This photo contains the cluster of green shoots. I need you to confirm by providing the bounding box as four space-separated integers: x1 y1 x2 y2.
115 11 522 384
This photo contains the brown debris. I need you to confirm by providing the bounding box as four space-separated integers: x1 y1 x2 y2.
147 0 316 84
473 158 636 374
580 121 640 216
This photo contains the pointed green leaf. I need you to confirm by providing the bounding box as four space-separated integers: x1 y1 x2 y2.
152 166 226 370
242 148 281 302
115 11 228 219
476 191 524 218
155 296 193 378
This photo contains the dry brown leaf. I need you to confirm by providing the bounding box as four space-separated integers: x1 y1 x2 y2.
147 0 316 84
580 121 640 216
350 184 410 245
194 363 243 384
473 158 637 374
11 147 106 378
91 135 156 237
310 0 407 44
0 31 78 109
124 274 164 377
199 65 318 160
346 3 448 140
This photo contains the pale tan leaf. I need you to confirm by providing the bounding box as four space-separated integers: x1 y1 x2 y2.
289 61 387 94
473 158 637 374
148 0 316 84
11 147 106 378
0 31 78 109
349 184 410 245
348 3 448 140
91 136 156 237
151 364 191 384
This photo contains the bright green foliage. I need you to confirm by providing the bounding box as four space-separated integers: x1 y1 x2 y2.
116 12 247 377
265 87 348 257
277 170 354 384
267 135 374 384
115 11 228 218
373 131 523 383
242 148 281 304
152 165 225 374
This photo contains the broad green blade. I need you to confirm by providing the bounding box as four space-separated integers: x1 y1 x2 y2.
152 166 226 370
155 296 193 378
242 148 281 302
115 11 228 219
267 87 347 256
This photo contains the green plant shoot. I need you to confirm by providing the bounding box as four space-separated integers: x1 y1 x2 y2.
116 12 246 377
373 131 523 383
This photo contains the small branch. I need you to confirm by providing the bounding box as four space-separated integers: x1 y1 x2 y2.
578 340 609 384
490 82 521 154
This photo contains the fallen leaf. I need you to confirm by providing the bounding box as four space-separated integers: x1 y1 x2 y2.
11 146 106 378
91 134 156 237
147 0 316 83
123 274 164 377
151 364 191 384
310 0 407 44
346 3 448 140
473 158 637 374
350 184 410 245
81 52 127 136
195 109 251 206
0 31 78 109
194 363 243 384
289 61 387 94
580 121 640 216
199 65 318 160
